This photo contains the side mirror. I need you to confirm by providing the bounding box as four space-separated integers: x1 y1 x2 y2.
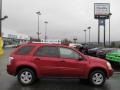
78 57 84 60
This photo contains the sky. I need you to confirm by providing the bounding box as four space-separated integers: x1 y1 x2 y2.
1 0 120 42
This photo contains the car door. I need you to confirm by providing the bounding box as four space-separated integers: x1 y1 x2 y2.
58 47 88 77
33 46 62 76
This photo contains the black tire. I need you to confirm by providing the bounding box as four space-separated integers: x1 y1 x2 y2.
89 70 106 86
17 68 36 86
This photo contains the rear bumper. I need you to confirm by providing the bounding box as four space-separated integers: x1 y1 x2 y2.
7 64 16 76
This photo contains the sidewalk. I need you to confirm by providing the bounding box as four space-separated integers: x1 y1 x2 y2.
4 45 17 48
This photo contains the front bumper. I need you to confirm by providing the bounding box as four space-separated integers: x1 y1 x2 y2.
107 69 113 78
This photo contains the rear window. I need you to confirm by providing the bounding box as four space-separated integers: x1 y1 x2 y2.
16 46 34 55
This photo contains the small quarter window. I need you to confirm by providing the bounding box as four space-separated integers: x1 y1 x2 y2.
16 46 34 55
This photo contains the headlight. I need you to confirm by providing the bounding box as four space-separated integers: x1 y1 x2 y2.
106 61 112 70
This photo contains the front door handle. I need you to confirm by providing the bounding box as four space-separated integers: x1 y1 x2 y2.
34 58 40 61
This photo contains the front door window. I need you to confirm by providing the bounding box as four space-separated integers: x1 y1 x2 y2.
59 47 81 60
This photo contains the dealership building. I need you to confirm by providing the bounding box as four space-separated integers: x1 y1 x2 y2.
2 29 30 46
1 29 61 46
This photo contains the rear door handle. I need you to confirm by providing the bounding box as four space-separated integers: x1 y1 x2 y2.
59 60 65 62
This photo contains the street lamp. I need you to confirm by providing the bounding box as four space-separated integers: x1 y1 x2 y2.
73 37 77 44
109 13 112 47
44 21 48 42
88 26 91 45
0 15 8 21
36 11 41 41
83 29 87 44
0 15 8 37
0 0 8 37
0 0 8 55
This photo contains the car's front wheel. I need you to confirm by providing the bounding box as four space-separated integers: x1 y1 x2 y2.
89 70 106 86
17 68 36 85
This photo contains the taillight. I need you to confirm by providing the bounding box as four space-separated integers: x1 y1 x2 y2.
8 57 14 64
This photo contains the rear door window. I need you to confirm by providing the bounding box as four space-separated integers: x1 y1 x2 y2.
34 46 59 58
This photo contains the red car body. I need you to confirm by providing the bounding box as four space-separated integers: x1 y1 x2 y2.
7 43 113 86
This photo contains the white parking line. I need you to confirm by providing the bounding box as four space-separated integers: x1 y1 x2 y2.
114 72 120 74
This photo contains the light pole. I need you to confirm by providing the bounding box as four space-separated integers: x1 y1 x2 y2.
0 0 8 55
0 15 8 37
83 29 87 44
44 21 48 42
73 37 77 44
0 0 8 37
0 0 2 37
109 13 112 47
88 26 91 45
36 11 41 41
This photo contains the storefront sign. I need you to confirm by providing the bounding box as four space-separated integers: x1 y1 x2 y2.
94 3 110 19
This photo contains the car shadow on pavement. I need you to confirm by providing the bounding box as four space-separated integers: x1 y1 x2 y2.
6 78 111 90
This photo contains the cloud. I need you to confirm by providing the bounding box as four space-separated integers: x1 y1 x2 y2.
2 0 120 42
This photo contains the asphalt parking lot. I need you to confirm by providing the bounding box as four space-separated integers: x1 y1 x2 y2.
0 48 120 90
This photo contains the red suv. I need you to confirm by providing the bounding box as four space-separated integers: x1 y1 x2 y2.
7 43 113 86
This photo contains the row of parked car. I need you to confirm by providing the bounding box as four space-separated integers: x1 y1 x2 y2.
82 46 120 64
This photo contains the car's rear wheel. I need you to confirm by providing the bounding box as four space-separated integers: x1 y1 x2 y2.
89 70 106 86
17 68 36 85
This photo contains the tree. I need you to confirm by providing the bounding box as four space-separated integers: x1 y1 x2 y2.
61 38 72 46
111 42 115 48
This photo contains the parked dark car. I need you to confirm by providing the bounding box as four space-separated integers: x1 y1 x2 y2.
87 48 101 56
7 43 113 86
81 44 98 55
96 48 116 59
